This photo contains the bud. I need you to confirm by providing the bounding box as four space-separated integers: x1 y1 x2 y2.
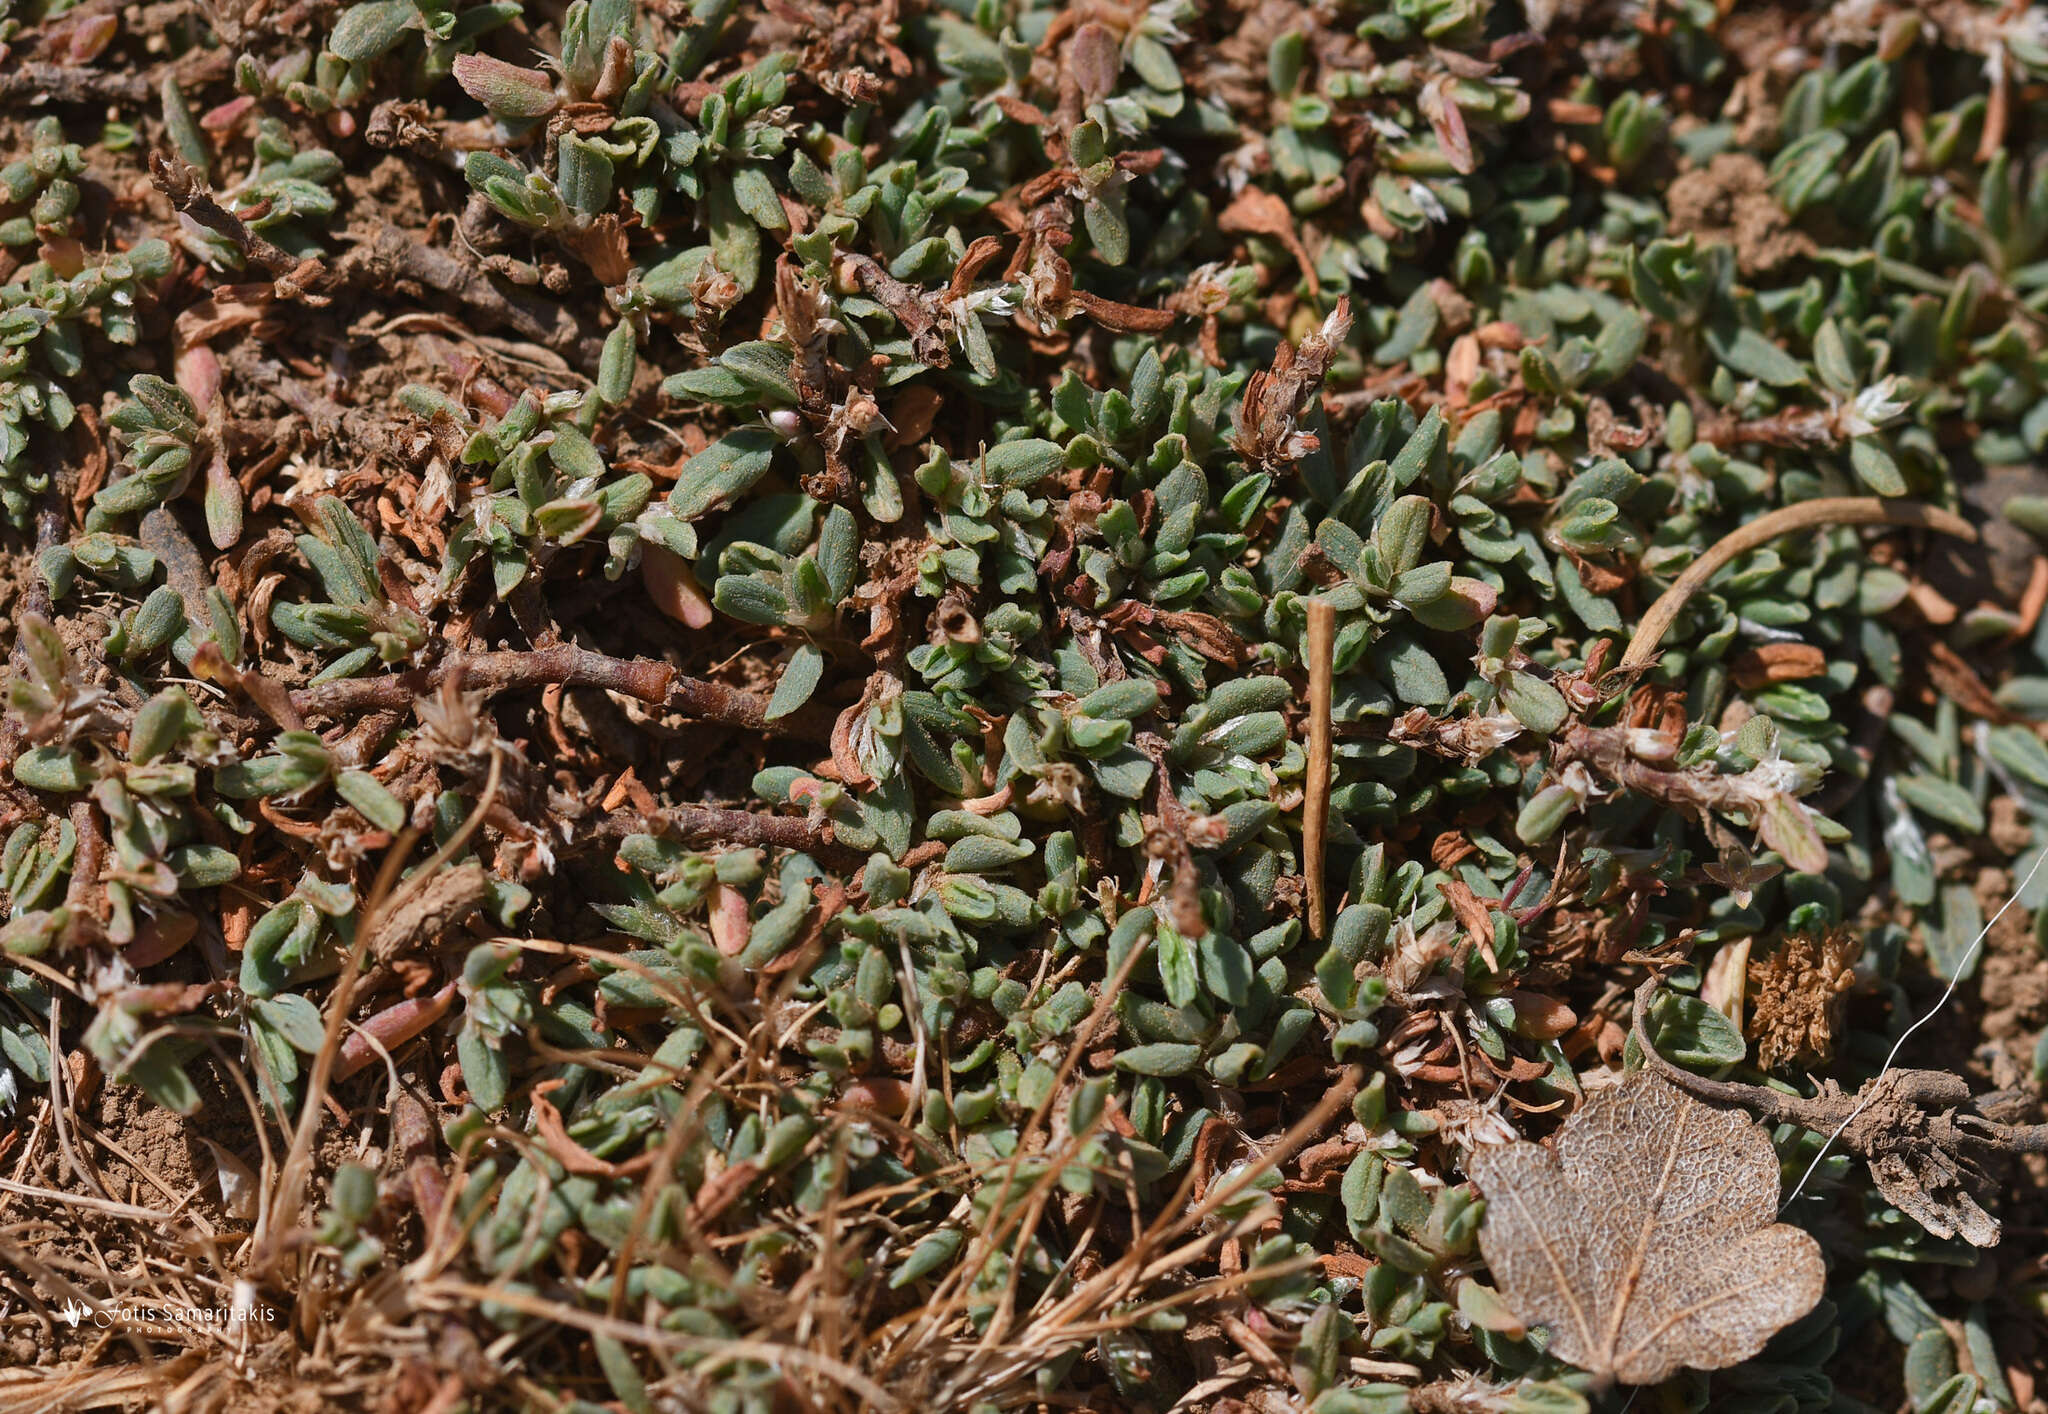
1515 781 1580 846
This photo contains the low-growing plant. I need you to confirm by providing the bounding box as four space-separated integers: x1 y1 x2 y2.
3 1 2048 1411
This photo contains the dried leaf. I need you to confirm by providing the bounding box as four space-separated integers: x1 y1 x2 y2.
1469 1070 1824 1385
199 1137 260 1219
1216 187 1320 296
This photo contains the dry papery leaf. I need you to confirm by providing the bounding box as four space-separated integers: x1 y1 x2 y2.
1469 1070 1825 1385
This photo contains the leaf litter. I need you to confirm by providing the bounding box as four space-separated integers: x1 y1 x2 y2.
1470 1068 1826 1386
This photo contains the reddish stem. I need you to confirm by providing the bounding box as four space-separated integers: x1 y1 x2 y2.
337 980 460 1080
291 646 795 733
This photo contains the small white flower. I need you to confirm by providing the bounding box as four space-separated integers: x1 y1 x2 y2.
1390 916 1458 992
1745 755 1824 798
1218 142 1263 195
1984 38 2010 84
1624 727 1677 763
1435 1091 1520 1150
1467 712 1525 756
956 284 1018 321
1139 0 1191 44
1846 375 1910 434
1558 759 1604 803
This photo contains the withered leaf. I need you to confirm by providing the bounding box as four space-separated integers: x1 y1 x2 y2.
1468 1070 1824 1385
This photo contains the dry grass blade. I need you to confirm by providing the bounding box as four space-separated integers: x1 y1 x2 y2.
1304 595 1336 939
420 1277 907 1411
257 750 502 1275
9 4 2048 1409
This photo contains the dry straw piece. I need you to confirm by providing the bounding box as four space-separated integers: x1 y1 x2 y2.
1304 595 1336 939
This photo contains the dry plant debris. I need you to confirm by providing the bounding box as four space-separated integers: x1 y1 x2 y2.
1469 1068 1826 1385
1747 924 1860 1070
1632 979 2048 1250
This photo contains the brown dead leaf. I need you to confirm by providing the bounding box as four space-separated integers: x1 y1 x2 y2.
1437 877 1498 971
1067 288 1178 333
558 214 634 286
1924 639 2012 722
1469 1069 1824 1385
1317 1251 1374 1279
888 384 943 449
689 1157 762 1225
530 1077 652 1178
1729 643 1827 689
1217 187 1320 296
367 860 489 963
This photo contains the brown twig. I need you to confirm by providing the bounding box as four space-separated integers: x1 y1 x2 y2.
1621 498 1976 672
332 709 409 769
588 802 860 868
1137 732 1204 938
23 500 61 622
1557 719 1840 873
656 804 863 867
63 801 105 947
840 254 949 367
1557 722 1749 816
1303 597 1335 940
148 153 321 293
0 63 150 105
1630 978 2048 1241
289 646 800 733
329 224 607 369
1629 978 1812 1127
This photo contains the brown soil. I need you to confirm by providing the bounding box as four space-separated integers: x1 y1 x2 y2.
1978 867 2048 1049
1664 151 1814 275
